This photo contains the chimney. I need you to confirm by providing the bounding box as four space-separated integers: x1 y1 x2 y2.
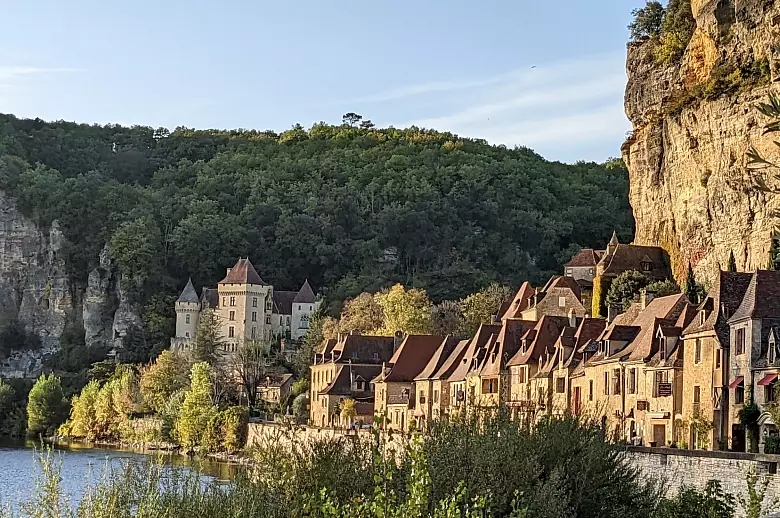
394 330 405 351
350 330 360 336
640 289 655 309
568 308 576 328
226 267 232 276
607 305 616 324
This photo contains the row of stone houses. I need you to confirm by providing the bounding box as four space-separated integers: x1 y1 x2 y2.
308 235 780 453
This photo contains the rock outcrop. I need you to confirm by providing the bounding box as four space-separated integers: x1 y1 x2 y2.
0 192 135 378
623 0 780 285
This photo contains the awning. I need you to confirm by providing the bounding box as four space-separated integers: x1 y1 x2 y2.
758 374 778 386
729 376 745 389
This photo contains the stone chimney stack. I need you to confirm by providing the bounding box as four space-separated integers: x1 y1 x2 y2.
607 305 616 324
640 289 655 310
393 330 405 351
568 308 577 328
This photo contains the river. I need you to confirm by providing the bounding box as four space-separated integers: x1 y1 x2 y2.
0 440 239 511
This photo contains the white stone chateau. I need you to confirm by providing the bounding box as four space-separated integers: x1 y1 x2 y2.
170 258 320 353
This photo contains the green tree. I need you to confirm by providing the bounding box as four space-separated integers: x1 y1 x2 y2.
655 0 695 64
629 1 665 41
430 300 466 338
192 309 223 365
63 380 100 440
460 284 512 336
0 379 16 431
374 284 432 336
27 373 67 437
338 292 384 334
108 216 163 287
292 393 309 420
176 362 215 449
605 270 651 312
656 480 736 518
728 250 738 272
684 262 705 304
139 350 189 413
645 279 681 298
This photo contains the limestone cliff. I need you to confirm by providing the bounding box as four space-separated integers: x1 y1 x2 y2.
0 192 134 378
623 0 780 285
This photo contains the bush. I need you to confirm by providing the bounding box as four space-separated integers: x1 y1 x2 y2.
655 0 694 65
656 480 736 518
629 1 665 42
605 270 650 312
764 435 780 454
26 374 67 437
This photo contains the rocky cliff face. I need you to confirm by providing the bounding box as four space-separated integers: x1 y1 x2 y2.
623 0 780 285
0 192 135 378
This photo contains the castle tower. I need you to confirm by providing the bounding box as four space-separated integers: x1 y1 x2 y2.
173 278 201 349
217 258 273 347
291 279 320 340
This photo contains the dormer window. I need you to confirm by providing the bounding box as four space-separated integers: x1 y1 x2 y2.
700 311 706 325
641 259 652 272
373 352 380 361
770 337 776 364
351 351 358 360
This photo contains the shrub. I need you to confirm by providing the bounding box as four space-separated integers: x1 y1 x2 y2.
629 1 665 42
656 480 736 518
605 270 650 312
26 374 67 437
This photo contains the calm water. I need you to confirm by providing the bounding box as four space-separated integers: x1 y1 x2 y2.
0 440 239 510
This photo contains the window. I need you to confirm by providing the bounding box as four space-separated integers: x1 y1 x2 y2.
185 314 190 324
251 327 256 339
654 370 670 398
286 316 291 325
229 296 236 306
604 372 609 395
301 314 310 329
517 368 526 384
612 369 621 395
589 380 594 401
229 311 235 321
266 315 271 324
252 312 257 322
185 332 189 338
433 390 439 403
629 368 637 394
735 328 746 356
715 347 721 369
767 382 777 404
279 316 283 325
770 336 778 364
253 298 258 308
641 260 652 272
693 386 701 412
352 351 358 360
299 305 302 310
735 384 745 404
558 297 566 308
419 390 426 403
222 297 226 306
695 339 702 364
555 377 565 394
228 326 235 338
266 301 272 310
566 269 573 275
372 352 380 361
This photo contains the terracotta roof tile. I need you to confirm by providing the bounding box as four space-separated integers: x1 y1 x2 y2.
598 244 671 280
449 324 501 382
506 315 569 367
330 334 395 364
415 336 460 381
565 248 601 267
480 319 536 377
380 335 446 382
320 364 383 397
430 339 470 380
219 258 267 285
501 282 535 320
728 270 780 323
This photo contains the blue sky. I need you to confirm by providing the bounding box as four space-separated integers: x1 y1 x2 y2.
0 1 647 163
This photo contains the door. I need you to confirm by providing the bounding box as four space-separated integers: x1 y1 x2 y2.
652 424 666 447
732 425 746 452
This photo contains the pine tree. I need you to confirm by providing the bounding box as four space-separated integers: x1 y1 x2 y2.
192 309 223 365
684 262 703 304
728 250 737 272
770 238 780 271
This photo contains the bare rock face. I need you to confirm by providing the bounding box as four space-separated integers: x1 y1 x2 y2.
0 192 137 378
623 0 780 284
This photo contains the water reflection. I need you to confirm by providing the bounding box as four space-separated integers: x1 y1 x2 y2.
0 439 240 510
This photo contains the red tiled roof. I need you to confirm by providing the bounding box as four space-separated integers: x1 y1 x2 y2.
430 339 470 380
320 364 383 397
565 248 602 267
598 244 671 280
381 335 446 382
616 294 692 362
219 258 267 285
480 319 536 377
330 334 395 364
506 315 569 367
501 282 535 320
415 336 460 381
449 324 501 382
683 271 753 343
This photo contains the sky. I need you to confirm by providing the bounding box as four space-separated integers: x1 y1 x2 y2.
0 0 648 163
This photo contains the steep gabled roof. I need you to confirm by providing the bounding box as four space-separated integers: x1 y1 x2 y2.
449 323 501 382
294 279 317 303
506 315 568 367
480 319 536 377
379 335 445 383
728 270 780 323
430 339 470 380
330 334 395 364
501 282 535 320
618 294 692 362
320 364 383 398
177 278 199 303
683 271 752 341
219 258 267 285
598 244 671 280
565 248 602 268
200 288 219 308
415 336 460 381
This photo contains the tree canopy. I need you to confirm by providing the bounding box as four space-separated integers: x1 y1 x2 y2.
0 113 632 364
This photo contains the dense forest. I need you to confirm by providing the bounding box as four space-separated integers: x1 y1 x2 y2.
0 113 633 349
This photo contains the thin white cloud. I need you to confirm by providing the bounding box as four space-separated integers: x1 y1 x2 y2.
351 52 629 161
0 66 83 81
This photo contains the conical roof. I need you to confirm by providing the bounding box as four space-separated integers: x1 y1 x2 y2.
293 279 316 303
177 278 199 303
609 230 619 246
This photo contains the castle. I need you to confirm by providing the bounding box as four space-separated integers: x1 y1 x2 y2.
170 258 320 353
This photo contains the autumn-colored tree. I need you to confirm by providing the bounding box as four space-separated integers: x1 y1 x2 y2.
230 340 275 409
430 300 466 338
339 292 384 334
340 398 357 427
460 284 511 336
176 362 215 449
139 350 189 413
374 284 432 336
